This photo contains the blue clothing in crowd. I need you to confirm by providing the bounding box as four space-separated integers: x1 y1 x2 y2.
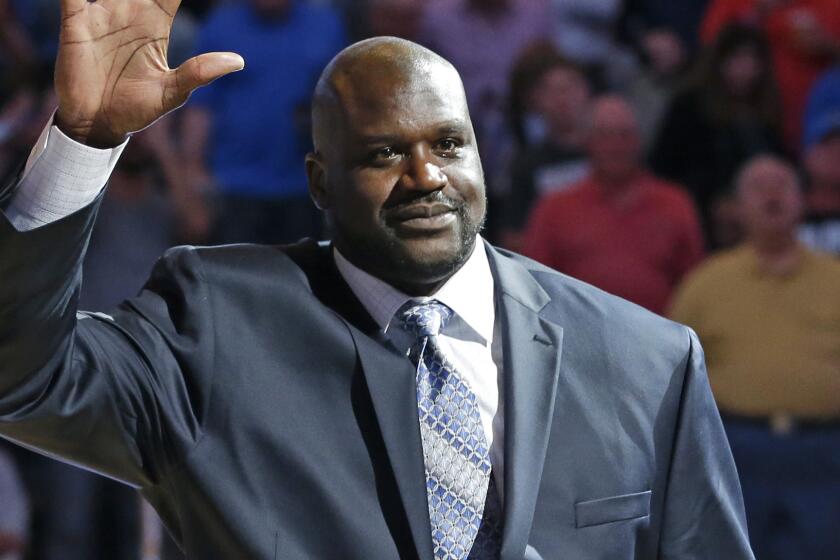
802 65 840 151
723 419 840 560
10 0 59 63
189 2 346 199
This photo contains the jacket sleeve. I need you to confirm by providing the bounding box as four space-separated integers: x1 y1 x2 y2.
659 327 754 559
0 189 216 489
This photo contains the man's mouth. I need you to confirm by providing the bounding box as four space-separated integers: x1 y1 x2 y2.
387 203 458 232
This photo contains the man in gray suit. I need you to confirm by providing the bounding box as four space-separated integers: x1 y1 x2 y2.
0 0 753 558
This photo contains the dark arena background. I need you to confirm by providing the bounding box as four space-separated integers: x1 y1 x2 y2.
1 0 839 559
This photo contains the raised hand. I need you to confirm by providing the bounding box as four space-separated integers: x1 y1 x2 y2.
55 0 244 147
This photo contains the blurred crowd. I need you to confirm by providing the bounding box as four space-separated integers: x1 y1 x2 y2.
1 0 839 559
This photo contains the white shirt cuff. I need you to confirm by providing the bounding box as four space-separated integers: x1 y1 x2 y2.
5 114 129 231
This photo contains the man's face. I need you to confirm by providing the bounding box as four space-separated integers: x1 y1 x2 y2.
721 45 762 97
531 66 590 132
586 97 642 181
738 159 802 238
642 29 685 77
310 66 487 295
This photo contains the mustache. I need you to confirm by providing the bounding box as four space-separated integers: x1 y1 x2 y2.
383 190 466 214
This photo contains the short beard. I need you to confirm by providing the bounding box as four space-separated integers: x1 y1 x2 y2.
330 191 486 292
382 197 484 280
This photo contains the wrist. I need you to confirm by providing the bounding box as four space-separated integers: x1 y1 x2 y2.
55 108 129 149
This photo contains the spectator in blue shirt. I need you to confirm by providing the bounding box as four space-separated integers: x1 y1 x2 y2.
799 65 840 256
182 0 346 244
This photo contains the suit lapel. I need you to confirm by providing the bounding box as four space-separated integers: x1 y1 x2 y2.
286 241 434 560
282 240 380 332
350 329 434 560
486 245 564 560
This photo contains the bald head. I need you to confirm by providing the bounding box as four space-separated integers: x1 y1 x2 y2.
586 94 642 182
735 155 799 196
303 37 486 295
736 155 802 241
311 37 467 155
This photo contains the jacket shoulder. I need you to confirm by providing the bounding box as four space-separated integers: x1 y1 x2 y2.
158 240 321 293
495 247 691 361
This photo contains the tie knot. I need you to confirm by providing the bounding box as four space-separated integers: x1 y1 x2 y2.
398 300 453 338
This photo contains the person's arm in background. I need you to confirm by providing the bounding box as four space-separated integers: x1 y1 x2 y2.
0 0 243 484
179 12 220 206
180 105 213 198
138 116 212 244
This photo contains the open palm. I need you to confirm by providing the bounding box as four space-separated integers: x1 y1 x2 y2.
55 0 243 147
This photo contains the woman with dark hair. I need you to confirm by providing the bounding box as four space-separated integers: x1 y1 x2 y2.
651 23 786 248
700 0 840 150
506 40 570 148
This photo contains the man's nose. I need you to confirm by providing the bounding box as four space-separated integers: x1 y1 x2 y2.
399 146 447 191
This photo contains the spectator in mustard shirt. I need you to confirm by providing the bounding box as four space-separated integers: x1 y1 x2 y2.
670 154 840 560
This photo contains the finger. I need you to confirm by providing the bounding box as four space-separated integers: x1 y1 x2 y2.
168 52 245 109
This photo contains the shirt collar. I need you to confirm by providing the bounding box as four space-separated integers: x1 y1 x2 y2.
333 238 495 343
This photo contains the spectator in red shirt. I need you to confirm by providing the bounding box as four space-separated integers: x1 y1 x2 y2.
700 0 840 150
522 95 705 314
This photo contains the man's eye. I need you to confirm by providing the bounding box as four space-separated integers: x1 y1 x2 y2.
371 147 397 161
435 138 460 155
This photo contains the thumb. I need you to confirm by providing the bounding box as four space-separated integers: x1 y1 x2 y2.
167 51 245 108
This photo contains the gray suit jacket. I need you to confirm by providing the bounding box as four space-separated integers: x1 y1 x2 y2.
0 192 754 559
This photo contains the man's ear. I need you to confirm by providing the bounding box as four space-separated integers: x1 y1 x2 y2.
306 152 330 210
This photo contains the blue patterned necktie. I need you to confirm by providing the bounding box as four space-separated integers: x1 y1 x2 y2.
398 300 502 559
